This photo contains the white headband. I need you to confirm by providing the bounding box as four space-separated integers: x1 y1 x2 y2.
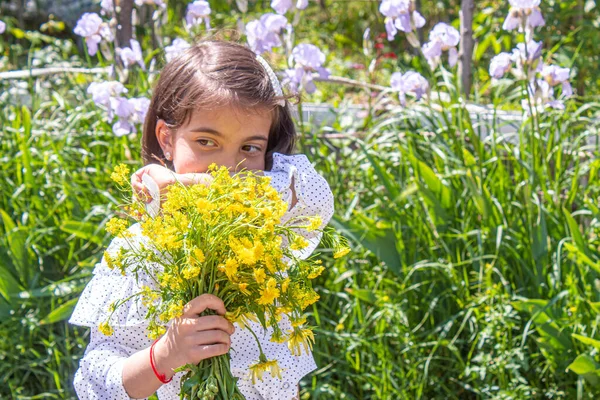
256 54 286 107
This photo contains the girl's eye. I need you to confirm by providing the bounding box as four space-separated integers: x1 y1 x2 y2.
242 145 262 154
197 139 217 147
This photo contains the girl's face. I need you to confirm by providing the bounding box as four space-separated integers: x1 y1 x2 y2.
156 106 272 174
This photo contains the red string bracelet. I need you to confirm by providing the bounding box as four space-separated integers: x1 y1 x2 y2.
150 339 173 384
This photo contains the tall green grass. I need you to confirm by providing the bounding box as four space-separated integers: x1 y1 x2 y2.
297 74 600 398
0 72 143 397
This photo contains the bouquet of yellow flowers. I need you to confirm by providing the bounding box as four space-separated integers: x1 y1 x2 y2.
102 164 349 400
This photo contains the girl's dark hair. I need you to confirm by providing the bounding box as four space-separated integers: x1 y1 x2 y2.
142 40 296 171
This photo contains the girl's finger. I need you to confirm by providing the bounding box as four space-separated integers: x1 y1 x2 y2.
192 315 235 334
191 329 232 347
131 173 141 186
190 343 230 361
132 182 150 202
131 167 148 186
182 294 226 317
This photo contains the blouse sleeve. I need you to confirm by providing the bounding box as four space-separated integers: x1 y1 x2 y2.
264 152 335 260
72 325 149 400
69 223 158 400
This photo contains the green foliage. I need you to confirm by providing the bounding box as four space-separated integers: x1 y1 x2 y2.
0 73 138 397
2 0 600 399
297 72 600 397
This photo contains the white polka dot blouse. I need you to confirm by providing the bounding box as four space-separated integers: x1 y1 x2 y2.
69 153 335 400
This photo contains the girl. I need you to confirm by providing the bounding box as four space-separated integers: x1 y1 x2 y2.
69 40 334 400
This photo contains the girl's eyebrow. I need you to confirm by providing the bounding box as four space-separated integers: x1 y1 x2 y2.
190 127 268 142
244 135 268 142
190 127 222 135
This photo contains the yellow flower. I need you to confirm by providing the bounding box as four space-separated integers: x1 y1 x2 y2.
261 207 273 219
257 278 280 305
253 268 266 284
306 216 322 232
264 255 277 273
104 248 127 275
295 288 320 310
224 258 239 280
226 308 258 329
191 248 206 264
143 215 182 251
104 251 116 270
281 278 290 293
276 201 289 219
264 221 276 234
141 285 160 307
287 326 315 356
158 272 184 291
333 246 351 259
270 329 287 344
290 316 307 327
272 235 283 248
290 235 309 251
308 265 325 279
98 321 114 336
265 186 281 201
124 202 145 221
189 183 209 198
237 282 250 295
182 264 201 280
159 300 184 322
248 357 283 384
225 308 241 323
163 185 187 214
110 164 130 186
230 236 258 265
167 301 184 319
105 217 130 237
253 241 265 260
147 322 166 339
195 198 216 215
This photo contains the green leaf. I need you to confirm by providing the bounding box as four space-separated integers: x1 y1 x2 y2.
39 298 79 325
0 209 31 286
512 292 573 351
19 106 34 188
17 276 88 299
11 27 25 39
532 208 548 262
572 334 600 351
345 288 377 305
0 260 21 305
0 208 17 235
567 354 599 376
60 220 104 245
589 301 600 315
563 208 587 254
409 155 452 209
360 143 400 201
331 217 402 276
0 301 12 319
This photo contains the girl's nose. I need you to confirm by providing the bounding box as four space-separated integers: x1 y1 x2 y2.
218 156 245 173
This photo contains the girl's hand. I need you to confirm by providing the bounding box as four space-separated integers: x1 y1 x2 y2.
130 165 213 204
152 294 235 379
131 164 177 203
